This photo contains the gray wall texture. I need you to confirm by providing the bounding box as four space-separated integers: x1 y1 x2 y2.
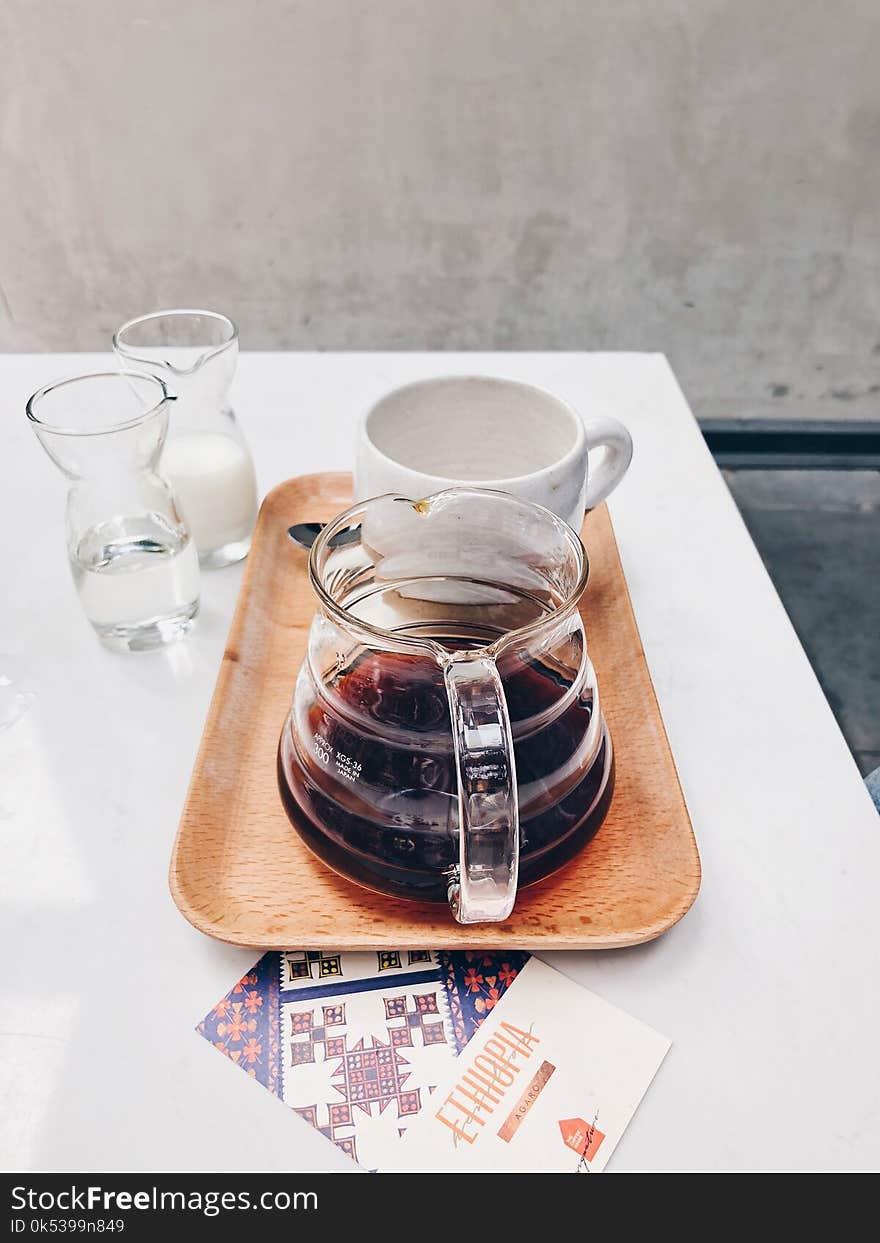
2 0 879 420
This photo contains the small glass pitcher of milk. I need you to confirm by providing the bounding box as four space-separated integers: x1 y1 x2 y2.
113 310 258 568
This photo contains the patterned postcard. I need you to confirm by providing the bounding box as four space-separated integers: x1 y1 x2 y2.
197 948 529 1170
392 956 671 1173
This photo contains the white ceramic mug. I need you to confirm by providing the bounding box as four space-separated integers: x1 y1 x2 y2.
354 375 633 528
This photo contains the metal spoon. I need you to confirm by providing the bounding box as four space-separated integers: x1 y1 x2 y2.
287 522 362 550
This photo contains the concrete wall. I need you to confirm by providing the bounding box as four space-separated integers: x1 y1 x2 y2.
2 0 879 419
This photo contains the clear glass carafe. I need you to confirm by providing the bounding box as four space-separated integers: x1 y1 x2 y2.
26 371 200 651
113 310 258 568
278 489 614 924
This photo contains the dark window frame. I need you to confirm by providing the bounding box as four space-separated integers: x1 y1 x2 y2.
700 419 880 470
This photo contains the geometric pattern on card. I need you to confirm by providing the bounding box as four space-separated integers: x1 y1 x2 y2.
283 950 343 984
293 1102 358 1164
330 1034 421 1120
289 1003 347 1066
201 949 530 1170
383 991 448 1049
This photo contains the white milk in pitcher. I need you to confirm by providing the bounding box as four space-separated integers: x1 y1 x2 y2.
162 432 258 561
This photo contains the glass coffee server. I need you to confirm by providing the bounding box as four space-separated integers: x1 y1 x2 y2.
279 488 614 924
26 371 200 651
113 310 258 568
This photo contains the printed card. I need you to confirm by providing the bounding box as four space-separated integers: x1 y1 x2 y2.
198 950 668 1172
388 956 670 1173
198 949 529 1170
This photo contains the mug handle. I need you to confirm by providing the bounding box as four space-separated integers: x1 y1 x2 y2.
582 416 634 510
443 653 519 924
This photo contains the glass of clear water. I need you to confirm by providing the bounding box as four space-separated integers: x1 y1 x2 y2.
26 371 200 652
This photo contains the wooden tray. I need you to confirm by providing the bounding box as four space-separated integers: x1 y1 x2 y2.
170 473 700 949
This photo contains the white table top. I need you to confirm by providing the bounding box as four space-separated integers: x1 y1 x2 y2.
2 352 878 1174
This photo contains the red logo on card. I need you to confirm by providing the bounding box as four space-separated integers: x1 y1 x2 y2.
559 1117 605 1162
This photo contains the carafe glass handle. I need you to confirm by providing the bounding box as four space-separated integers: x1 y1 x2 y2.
442 653 519 924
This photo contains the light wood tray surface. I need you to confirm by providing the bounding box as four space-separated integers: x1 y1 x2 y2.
170 473 700 949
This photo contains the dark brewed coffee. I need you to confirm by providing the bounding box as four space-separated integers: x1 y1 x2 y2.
278 639 612 901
